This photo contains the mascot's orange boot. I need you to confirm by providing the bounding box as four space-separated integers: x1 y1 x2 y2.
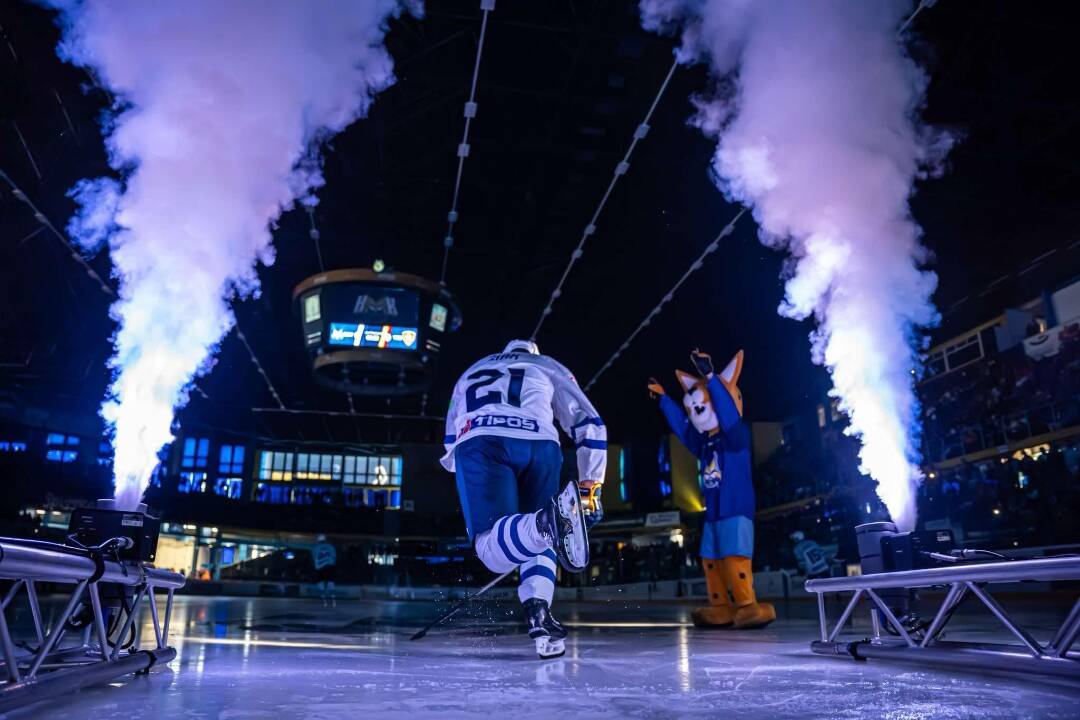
690 559 735 627
724 556 776 629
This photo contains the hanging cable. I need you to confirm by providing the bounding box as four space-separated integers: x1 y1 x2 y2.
1 169 115 297
530 55 680 341
898 0 938 35
581 1 930 385
305 204 324 272
235 323 286 410
439 0 495 285
584 208 746 391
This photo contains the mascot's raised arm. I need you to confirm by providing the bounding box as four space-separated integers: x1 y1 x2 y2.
648 349 775 629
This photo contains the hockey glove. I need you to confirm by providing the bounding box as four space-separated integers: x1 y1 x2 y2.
580 480 604 529
690 349 714 377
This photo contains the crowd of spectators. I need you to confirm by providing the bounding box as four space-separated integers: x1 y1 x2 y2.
584 539 692 585
919 441 1080 548
921 326 1080 462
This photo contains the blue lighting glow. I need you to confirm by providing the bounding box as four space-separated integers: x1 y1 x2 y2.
328 323 418 350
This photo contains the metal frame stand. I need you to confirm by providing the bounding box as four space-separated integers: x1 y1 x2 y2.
0 537 185 712
805 556 1080 680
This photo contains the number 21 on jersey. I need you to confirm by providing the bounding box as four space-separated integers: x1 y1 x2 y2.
465 368 526 411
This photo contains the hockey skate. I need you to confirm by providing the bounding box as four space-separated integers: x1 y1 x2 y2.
535 480 590 572
523 598 567 659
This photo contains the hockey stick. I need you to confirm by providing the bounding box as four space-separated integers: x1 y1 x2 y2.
410 569 515 641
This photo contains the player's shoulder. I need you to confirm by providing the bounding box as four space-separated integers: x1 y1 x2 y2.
536 355 579 384
458 351 576 382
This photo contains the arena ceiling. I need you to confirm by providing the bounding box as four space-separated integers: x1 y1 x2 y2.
2 0 1078 445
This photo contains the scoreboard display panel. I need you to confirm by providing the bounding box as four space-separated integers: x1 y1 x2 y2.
293 268 461 396
328 323 419 350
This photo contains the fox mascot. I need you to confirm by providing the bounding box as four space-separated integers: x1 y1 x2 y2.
649 349 776 629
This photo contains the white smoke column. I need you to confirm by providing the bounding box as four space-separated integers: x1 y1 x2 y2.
44 0 417 509
641 0 951 530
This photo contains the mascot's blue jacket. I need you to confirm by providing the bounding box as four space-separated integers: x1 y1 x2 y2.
659 374 754 522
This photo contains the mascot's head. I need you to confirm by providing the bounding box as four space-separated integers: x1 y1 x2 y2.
675 350 744 434
504 339 540 355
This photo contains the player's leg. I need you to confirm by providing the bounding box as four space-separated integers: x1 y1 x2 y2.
691 520 735 627
517 440 566 658
718 516 776 629
456 436 546 572
517 440 562 600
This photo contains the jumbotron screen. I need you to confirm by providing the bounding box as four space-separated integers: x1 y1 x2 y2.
294 270 461 394
316 284 421 352
328 323 418 350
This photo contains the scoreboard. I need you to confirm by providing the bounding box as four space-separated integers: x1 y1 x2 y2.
293 268 462 396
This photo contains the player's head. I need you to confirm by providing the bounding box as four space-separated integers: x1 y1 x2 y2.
504 339 540 355
790 531 805 543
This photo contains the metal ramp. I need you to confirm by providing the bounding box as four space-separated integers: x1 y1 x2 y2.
0 536 185 712
805 556 1080 679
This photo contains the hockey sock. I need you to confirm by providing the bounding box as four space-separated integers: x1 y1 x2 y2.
475 512 551 573
518 549 557 605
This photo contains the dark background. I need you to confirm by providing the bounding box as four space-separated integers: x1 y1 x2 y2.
2 0 1078 447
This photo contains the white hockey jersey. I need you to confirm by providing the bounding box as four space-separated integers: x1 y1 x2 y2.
440 351 607 482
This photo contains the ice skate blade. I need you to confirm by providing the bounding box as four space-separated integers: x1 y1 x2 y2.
556 482 589 571
535 636 565 660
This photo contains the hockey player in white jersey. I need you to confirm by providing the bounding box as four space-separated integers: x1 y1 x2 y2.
442 339 606 659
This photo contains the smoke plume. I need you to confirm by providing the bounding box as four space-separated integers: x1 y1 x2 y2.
44 0 416 509
641 0 951 530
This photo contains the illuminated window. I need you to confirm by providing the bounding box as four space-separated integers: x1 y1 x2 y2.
296 453 343 481
214 477 243 499
258 450 294 481
657 443 672 498
255 482 294 504
45 433 79 463
179 472 208 494
181 438 209 469
219 444 245 475
817 404 827 428
254 449 401 505
342 454 402 486
0 441 27 453
148 448 170 488
96 441 113 467
619 448 627 502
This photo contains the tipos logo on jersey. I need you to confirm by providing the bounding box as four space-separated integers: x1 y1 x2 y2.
702 453 723 489
459 414 539 438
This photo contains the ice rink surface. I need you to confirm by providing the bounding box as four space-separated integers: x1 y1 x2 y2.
10 594 1080 720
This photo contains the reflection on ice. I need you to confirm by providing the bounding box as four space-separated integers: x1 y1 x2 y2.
15 595 1080 720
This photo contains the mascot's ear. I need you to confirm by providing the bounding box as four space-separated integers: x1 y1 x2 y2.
720 350 744 386
675 370 699 392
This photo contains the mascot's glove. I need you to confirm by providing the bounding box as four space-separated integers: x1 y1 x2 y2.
580 480 604 529
647 377 666 399
690 348 714 378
